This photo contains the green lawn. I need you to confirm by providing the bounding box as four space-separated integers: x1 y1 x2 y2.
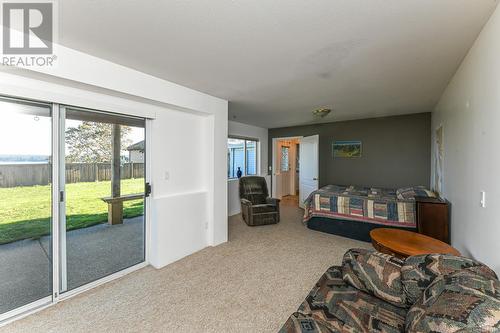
0 178 144 244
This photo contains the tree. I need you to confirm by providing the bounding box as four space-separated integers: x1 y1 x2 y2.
65 122 132 163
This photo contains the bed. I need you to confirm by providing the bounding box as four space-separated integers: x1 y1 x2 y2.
303 185 435 242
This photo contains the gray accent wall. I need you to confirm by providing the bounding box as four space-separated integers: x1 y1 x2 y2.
268 113 431 189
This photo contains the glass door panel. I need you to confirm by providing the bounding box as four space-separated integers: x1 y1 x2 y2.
0 98 53 314
61 107 146 292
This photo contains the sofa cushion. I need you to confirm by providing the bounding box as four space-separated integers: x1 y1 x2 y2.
297 265 407 333
279 312 342 333
251 204 277 214
297 266 348 324
401 254 498 305
327 285 407 333
405 270 500 332
342 248 407 308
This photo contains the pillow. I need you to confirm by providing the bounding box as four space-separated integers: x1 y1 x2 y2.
396 186 436 201
405 270 500 332
401 254 498 305
342 248 408 308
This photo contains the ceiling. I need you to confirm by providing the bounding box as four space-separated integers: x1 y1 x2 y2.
58 0 498 128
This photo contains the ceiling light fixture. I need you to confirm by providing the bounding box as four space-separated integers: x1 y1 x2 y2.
312 108 331 118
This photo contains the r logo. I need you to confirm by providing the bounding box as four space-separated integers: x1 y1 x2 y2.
2 2 53 54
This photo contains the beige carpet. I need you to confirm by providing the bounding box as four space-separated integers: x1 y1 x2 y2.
3 203 371 333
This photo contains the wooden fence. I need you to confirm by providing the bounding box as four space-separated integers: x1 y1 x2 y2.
0 163 144 188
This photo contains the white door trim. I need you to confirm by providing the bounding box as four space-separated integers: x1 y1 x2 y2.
0 296 52 328
52 103 62 300
144 119 153 264
58 105 68 293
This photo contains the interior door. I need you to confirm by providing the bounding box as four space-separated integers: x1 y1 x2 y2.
280 145 292 196
271 139 278 198
299 135 319 208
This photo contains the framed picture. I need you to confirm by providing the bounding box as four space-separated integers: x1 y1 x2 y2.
333 140 362 158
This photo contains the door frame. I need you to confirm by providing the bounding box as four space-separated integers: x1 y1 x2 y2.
0 97 153 327
271 136 302 199
56 105 151 300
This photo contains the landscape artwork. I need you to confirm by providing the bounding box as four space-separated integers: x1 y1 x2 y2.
333 140 362 158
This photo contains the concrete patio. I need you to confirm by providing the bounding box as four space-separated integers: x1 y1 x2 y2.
0 216 144 315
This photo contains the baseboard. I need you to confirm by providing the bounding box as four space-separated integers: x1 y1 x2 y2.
228 209 240 216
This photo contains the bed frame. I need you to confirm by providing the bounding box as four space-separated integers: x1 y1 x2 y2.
306 217 417 243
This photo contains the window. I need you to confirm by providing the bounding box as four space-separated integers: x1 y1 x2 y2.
245 140 257 175
228 137 258 179
280 146 289 172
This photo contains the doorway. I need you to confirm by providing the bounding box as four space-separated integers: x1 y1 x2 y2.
0 96 150 323
272 135 319 209
272 137 301 206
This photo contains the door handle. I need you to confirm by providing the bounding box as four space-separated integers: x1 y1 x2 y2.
313 178 318 181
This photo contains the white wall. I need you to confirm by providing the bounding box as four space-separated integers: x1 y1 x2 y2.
0 43 228 269
432 5 500 273
227 120 268 216
149 110 212 266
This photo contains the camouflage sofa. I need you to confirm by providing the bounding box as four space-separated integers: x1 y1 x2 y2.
280 249 500 333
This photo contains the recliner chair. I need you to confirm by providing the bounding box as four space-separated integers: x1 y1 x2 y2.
239 176 280 226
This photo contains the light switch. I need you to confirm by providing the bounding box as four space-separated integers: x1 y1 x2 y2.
164 171 170 180
480 191 486 208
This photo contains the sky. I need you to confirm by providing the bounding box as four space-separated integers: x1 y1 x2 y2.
0 104 144 156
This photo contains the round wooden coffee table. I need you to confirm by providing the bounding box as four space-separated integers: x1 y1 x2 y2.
370 228 461 258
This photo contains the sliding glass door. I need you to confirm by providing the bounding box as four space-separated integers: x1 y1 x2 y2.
0 98 53 315
60 107 146 293
0 96 148 321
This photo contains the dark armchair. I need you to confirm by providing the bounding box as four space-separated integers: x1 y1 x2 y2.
239 176 280 226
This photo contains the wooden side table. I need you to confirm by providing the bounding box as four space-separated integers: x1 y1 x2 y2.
370 228 460 259
416 196 450 244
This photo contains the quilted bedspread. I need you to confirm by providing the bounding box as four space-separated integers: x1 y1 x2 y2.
303 185 416 228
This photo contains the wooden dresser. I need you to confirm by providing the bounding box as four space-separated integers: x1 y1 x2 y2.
415 196 450 244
